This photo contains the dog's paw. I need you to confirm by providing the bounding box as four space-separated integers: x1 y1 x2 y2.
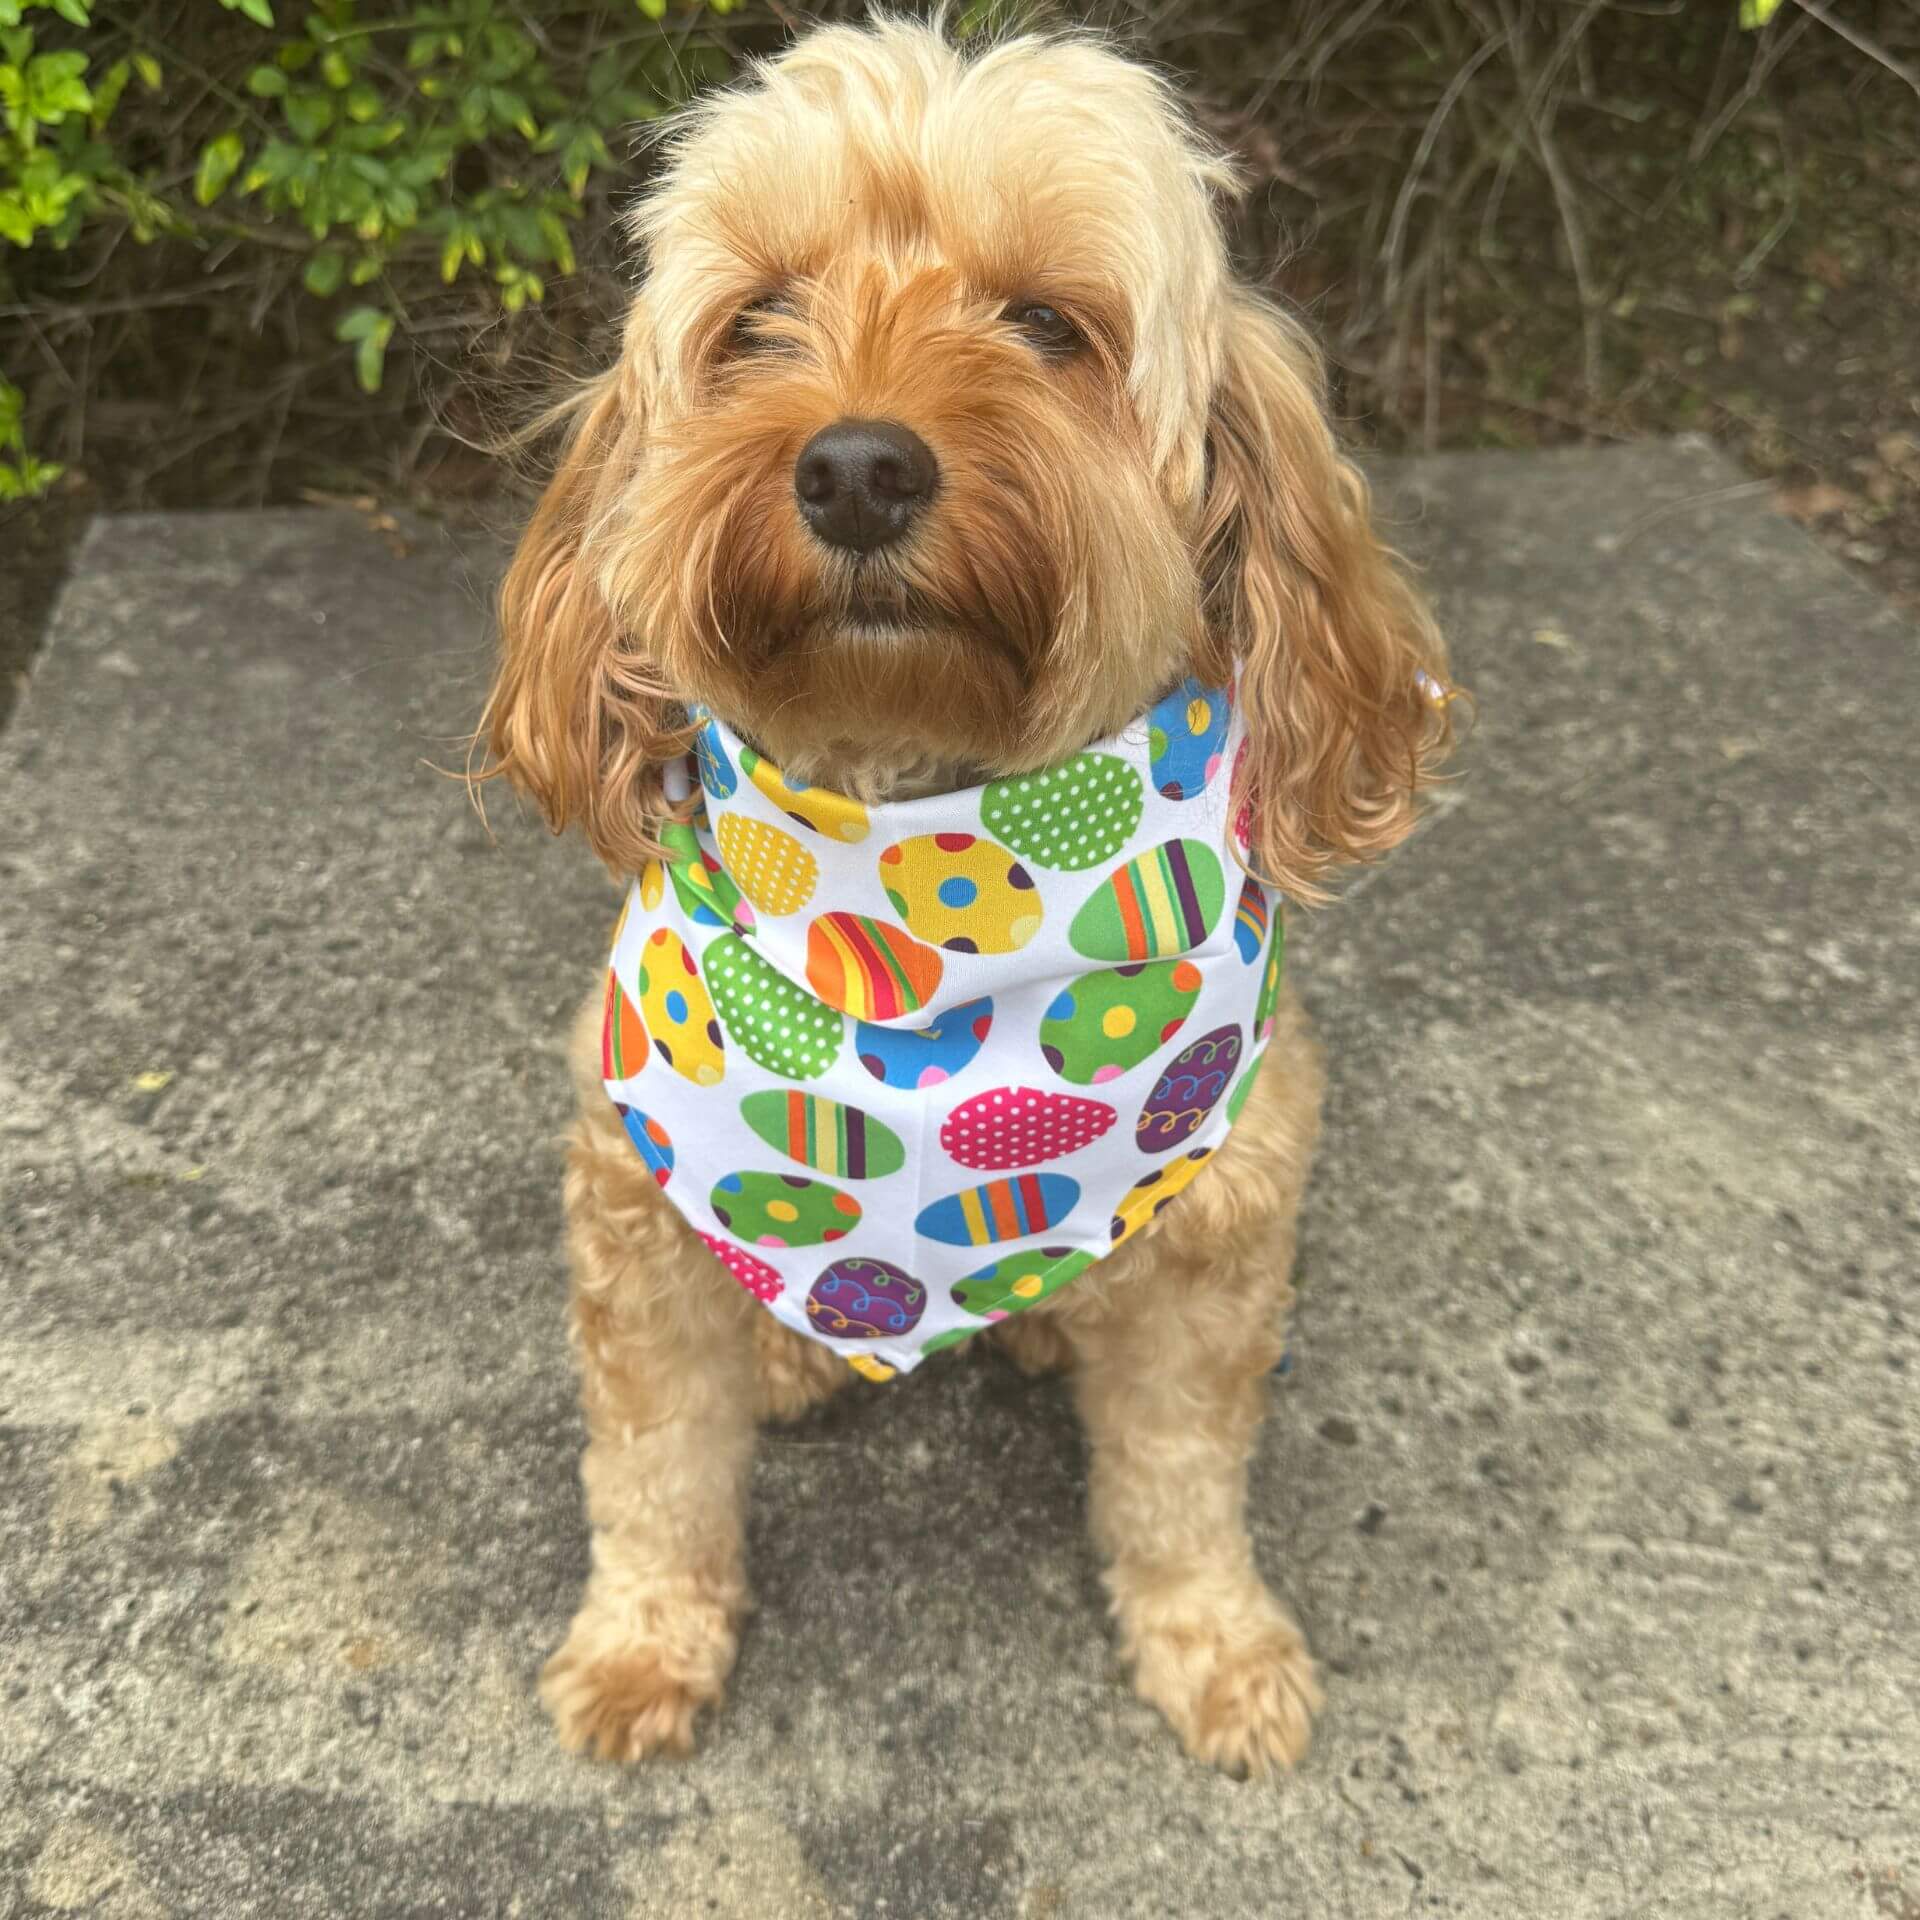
540 1595 738 1762
1126 1607 1323 1778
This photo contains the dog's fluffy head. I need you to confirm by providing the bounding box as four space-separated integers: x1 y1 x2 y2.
484 16 1451 899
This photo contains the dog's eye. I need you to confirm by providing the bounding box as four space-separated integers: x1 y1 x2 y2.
726 293 794 358
1003 301 1082 357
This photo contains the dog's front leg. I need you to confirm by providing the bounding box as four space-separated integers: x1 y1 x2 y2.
539 1057 758 1761
1067 1259 1322 1777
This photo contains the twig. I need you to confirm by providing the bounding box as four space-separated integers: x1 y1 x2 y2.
1381 31 1508 320
1495 0 1603 395
1787 0 1920 104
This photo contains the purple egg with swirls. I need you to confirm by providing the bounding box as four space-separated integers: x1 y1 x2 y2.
1135 1024 1242 1153
805 1258 927 1341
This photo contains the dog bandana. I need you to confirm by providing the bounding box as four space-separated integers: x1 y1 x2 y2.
601 675 1285 1380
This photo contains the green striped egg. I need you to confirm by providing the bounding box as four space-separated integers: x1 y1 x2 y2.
738 1090 904 1179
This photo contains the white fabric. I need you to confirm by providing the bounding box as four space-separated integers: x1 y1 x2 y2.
601 674 1284 1379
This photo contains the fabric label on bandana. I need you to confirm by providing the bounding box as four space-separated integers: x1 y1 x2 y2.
602 677 1284 1379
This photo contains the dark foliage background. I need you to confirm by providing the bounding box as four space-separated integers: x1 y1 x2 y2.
2 0 1917 639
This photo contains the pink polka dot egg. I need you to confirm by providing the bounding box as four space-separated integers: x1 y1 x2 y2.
938 1085 1117 1171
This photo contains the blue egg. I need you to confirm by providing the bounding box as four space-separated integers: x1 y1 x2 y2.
1147 678 1231 801
915 1174 1082 1248
855 997 994 1090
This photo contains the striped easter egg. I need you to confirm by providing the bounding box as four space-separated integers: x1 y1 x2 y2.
738 1090 905 1179
601 970 648 1079
1232 873 1270 964
1068 840 1226 962
614 1105 673 1186
1255 913 1286 1040
805 913 944 1021
915 1173 1081 1248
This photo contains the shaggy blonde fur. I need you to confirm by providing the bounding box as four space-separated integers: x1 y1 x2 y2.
480 16 1450 1777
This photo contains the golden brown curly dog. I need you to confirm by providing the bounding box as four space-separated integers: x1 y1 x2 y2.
480 16 1451 1777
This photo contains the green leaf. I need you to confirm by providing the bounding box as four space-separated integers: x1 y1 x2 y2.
319 48 350 89
335 304 394 393
1739 0 1783 25
194 130 245 206
50 0 90 26
247 64 287 97
132 52 160 91
88 55 126 128
224 0 274 27
26 50 91 122
303 248 344 295
283 88 332 142
635 0 666 18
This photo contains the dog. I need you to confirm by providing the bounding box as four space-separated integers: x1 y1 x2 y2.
478 15 1451 1777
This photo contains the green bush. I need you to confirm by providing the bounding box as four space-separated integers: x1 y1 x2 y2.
0 0 750 498
0 0 1878 504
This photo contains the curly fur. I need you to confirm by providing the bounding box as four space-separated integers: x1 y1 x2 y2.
478 16 1451 1776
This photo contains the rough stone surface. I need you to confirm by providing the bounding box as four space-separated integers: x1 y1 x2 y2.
2 442 1915 1918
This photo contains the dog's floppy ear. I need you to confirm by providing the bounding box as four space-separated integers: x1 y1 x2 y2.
478 343 688 875
1201 291 1453 903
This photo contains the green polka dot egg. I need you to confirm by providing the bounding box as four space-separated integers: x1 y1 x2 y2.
980 753 1143 873
705 933 842 1080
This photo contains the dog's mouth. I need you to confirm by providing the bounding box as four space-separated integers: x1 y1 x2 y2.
835 575 951 637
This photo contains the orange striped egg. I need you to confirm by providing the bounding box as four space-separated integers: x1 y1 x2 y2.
601 971 648 1079
805 913 944 1021
1069 840 1226 962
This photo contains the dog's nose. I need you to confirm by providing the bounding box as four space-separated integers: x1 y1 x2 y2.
794 418 937 554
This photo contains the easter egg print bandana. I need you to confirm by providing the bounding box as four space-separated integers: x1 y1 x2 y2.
601 674 1286 1381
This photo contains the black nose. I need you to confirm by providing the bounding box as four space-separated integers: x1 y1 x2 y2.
794 418 937 554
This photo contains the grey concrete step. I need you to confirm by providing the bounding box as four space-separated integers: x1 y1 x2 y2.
2 441 1914 1918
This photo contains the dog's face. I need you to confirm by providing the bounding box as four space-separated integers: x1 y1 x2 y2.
485 21 1450 898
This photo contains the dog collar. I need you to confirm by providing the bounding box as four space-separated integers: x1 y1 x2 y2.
601 675 1284 1379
